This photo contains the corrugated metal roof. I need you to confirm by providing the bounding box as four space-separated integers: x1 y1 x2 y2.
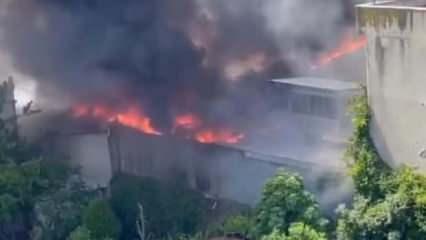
359 0 426 9
270 77 359 91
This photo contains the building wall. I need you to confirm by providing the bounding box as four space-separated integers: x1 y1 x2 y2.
53 132 113 188
109 126 353 211
357 5 426 171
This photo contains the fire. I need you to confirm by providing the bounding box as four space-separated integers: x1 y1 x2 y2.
174 113 202 130
72 104 162 136
312 33 367 69
195 129 245 144
173 113 245 144
72 105 245 144
115 108 163 136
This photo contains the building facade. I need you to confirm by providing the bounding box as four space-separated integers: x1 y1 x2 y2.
357 1 426 171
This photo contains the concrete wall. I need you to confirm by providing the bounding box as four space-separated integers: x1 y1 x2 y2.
357 4 426 171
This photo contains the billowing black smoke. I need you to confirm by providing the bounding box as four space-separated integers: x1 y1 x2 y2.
0 0 354 127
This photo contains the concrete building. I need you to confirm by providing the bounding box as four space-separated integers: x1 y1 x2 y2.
357 1 426 171
46 77 358 211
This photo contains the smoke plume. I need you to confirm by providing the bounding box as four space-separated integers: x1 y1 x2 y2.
0 0 354 126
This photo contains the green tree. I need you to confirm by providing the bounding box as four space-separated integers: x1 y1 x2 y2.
261 223 327 240
83 199 121 240
254 170 328 236
337 168 426 240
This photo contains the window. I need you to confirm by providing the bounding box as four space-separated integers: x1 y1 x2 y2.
291 93 337 119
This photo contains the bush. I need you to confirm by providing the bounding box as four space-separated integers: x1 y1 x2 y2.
254 170 328 236
110 175 207 239
30 181 95 240
68 226 92 240
261 223 327 240
82 199 121 240
221 214 254 237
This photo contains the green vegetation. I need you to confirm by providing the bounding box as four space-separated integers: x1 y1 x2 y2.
0 119 74 239
68 226 92 240
345 88 391 200
110 175 208 240
261 223 327 240
82 200 121 240
254 170 327 237
335 90 426 239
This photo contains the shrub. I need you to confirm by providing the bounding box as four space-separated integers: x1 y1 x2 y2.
67 226 92 240
82 199 121 240
110 175 207 239
261 223 327 240
221 214 254 237
254 170 328 236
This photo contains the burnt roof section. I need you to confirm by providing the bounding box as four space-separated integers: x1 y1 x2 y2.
270 77 359 91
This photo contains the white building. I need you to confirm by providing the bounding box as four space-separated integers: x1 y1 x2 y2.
357 1 426 171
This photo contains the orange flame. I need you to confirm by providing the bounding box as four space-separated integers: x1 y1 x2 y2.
174 113 244 144
72 104 162 135
312 33 367 69
195 129 245 144
174 113 202 130
72 105 244 144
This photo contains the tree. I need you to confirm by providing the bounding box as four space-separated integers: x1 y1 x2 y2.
83 199 121 240
261 223 327 240
254 170 328 237
336 168 426 240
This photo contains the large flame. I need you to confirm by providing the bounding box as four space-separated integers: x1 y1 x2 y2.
312 33 367 69
72 104 162 135
72 105 244 145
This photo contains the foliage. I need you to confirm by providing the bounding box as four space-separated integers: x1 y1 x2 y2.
346 89 391 200
261 223 327 240
68 226 92 240
221 214 254 237
31 178 95 240
110 175 207 239
336 90 426 239
83 199 121 240
254 170 328 237
337 167 426 239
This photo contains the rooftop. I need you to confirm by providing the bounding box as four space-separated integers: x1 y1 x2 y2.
270 77 359 91
359 0 426 10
